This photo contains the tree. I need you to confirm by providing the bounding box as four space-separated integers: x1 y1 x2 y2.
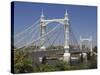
93 46 97 53
14 50 33 73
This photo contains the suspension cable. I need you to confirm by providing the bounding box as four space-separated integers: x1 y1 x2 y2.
14 19 40 38
15 24 60 50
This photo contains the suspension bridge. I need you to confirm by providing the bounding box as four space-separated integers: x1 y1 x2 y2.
14 10 96 64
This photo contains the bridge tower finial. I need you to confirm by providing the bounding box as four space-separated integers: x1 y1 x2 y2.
65 9 68 16
41 9 44 18
64 9 69 20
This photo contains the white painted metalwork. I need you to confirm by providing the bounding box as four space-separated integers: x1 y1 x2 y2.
40 10 70 53
80 36 93 55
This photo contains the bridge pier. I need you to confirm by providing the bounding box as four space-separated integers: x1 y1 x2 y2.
82 53 87 63
63 52 70 63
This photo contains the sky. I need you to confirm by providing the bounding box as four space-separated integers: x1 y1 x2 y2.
13 1 97 47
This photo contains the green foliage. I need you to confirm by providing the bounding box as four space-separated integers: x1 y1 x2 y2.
39 64 56 72
53 61 71 70
93 46 97 53
14 48 97 73
14 50 33 73
88 54 97 69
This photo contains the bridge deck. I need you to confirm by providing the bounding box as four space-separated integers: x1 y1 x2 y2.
28 49 91 63
27 49 90 53
69 49 90 53
24 50 89 63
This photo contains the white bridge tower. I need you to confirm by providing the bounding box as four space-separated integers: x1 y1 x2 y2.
80 36 93 62
40 10 70 63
